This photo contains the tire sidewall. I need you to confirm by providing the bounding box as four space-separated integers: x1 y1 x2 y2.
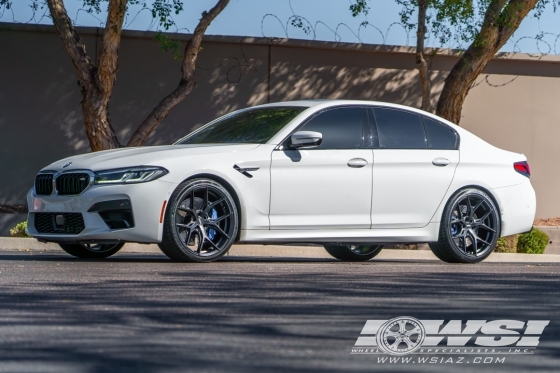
166 179 239 262
441 188 501 263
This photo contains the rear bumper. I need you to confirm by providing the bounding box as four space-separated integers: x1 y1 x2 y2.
491 179 536 237
26 180 175 243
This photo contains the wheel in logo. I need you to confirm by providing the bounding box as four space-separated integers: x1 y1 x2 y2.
376 316 425 356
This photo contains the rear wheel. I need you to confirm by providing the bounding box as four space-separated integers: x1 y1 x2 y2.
431 188 500 263
59 242 125 259
324 243 383 262
159 178 239 263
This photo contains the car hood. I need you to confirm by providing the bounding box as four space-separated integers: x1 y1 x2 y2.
42 144 261 172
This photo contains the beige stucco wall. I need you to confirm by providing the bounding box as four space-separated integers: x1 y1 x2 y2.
0 23 559 217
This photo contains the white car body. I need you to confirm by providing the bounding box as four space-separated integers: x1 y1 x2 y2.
26 100 536 247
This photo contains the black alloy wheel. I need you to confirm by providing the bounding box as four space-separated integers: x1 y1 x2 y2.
324 243 384 261
430 188 500 263
159 178 238 262
59 242 125 258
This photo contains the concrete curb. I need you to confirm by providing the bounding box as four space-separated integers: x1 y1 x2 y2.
1 237 560 263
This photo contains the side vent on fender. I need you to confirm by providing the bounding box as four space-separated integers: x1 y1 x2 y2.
233 164 260 178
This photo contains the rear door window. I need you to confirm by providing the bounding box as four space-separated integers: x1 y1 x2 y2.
422 117 458 150
372 108 426 149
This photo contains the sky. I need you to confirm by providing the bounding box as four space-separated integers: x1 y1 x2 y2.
1 0 559 54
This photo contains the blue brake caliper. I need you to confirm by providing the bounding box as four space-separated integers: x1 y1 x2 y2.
207 208 218 240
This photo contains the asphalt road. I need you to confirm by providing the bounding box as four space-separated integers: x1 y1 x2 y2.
0 251 559 373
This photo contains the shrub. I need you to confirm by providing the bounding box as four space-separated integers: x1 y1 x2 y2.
517 228 549 254
494 235 518 253
9 221 30 238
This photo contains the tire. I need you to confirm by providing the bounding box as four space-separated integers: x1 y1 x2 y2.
59 242 125 259
432 188 501 263
159 178 239 263
323 243 383 262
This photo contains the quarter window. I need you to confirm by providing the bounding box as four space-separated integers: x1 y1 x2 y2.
296 107 364 149
422 117 458 150
373 108 426 149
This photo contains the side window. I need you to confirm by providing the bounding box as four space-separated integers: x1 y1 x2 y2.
297 107 364 149
373 108 426 149
422 117 458 150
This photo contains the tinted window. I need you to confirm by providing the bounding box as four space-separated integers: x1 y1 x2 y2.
423 117 458 150
373 108 426 149
176 107 306 144
297 107 363 149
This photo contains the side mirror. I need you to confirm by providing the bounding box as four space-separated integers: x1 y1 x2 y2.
290 131 322 148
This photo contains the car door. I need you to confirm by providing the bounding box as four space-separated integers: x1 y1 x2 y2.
369 107 459 228
269 106 373 229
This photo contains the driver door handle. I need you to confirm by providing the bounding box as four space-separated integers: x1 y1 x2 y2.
432 157 450 167
347 158 368 168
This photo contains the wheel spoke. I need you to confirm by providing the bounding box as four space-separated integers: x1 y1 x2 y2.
480 209 493 222
405 327 421 336
191 187 196 211
466 196 473 217
204 186 209 211
390 337 402 349
205 197 225 214
205 221 230 239
468 229 478 255
398 320 406 333
402 337 414 349
476 223 496 233
213 213 231 223
206 237 220 251
472 199 484 214
386 331 400 337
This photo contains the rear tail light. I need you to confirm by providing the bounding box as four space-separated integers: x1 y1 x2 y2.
514 161 530 178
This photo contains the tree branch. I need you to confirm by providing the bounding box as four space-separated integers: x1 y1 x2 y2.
46 0 94 85
127 0 230 147
416 0 431 112
96 0 127 96
435 0 538 124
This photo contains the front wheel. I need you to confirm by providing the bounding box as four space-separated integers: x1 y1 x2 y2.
159 178 239 263
431 188 501 263
59 242 125 259
324 243 383 262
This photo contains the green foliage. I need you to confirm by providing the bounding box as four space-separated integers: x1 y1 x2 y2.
517 228 549 254
22 1 187 57
349 0 556 49
155 31 182 59
9 221 31 238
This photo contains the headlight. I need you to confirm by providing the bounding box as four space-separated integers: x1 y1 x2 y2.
94 166 168 185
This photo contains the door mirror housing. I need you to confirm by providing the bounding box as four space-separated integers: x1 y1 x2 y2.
290 131 322 148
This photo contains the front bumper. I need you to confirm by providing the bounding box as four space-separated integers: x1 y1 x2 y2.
26 180 175 243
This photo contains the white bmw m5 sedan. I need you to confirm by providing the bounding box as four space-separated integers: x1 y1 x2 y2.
27 100 536 263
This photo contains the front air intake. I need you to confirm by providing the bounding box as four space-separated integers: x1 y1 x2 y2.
56 173 91 195
34 213 85 234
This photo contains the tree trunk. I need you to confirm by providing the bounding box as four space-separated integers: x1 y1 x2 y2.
47 0 126 151
436 0 538 124
416 0 432 112
126 0 230 147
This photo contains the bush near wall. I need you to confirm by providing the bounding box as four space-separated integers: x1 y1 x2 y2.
9 221 30 238
495 228 549 254
517 228 549 254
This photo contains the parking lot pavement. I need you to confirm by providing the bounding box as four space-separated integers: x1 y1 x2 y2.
0 250 558 373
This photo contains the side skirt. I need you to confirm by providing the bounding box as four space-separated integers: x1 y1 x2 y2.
239 223 440 244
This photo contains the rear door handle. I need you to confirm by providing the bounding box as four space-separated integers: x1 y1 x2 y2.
432 157 450 167
347 158 368 168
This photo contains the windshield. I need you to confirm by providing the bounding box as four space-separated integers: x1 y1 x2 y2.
175 106 307 145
